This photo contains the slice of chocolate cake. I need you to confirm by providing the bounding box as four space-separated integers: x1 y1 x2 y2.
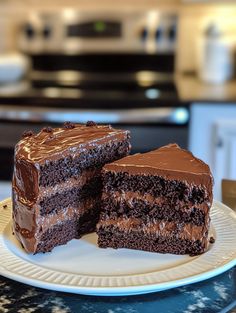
97 144 213 256
12 122 131 253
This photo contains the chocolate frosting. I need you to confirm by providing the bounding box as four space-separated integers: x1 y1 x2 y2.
104 144 213 189
15 124 128 164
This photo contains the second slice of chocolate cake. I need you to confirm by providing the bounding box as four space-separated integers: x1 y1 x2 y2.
12 122 131 253
97 144 213 256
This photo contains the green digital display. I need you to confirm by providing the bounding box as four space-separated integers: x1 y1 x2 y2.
94 21 106 32
68 21 120 37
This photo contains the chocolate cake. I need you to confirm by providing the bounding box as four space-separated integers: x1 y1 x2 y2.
12 122 131 253
97 144 213 256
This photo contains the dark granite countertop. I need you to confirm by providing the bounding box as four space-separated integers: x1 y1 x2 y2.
0 268 235 313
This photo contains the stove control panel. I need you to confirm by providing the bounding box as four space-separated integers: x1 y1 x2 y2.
18 11 178 54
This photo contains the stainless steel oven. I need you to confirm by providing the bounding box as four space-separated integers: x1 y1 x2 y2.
0 9 189 180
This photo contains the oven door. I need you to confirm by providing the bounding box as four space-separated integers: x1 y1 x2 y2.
0 105 189 180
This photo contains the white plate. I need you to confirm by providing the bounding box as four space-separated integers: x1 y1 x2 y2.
0 198 236 296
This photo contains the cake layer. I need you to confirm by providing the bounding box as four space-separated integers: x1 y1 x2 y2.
39 138 130 187
97 217 209 241
97 225 207 255
39 176 102 215
36 219 78 253
39 168 100 199
38 197 100 235
103 191 210 213
104 144 213 189
14 198 100 254
100 195 208 226
102 171 212 205
36 207 100 253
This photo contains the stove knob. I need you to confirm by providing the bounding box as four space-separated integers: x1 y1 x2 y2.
23 23 35 39
155 27 163 42
140 28 148 41
42 25 51 39
168 25 177 41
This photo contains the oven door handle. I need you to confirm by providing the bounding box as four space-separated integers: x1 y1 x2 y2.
0 106 189 125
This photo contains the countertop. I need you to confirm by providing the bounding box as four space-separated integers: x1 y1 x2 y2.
1 74 236 108
175 74 236 103
0 182 236 313
0 270 235 313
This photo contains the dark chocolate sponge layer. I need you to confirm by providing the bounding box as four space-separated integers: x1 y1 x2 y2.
36 206 100 253
40 176 102 216
97 225 207 256
103 172 210 205
40 140 130 187
100 197 207 226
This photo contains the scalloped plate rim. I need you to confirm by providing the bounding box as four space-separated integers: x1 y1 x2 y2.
0 198 235 296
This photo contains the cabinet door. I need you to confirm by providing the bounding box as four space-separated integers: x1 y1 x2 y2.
190 103 236 200
213 120 236 199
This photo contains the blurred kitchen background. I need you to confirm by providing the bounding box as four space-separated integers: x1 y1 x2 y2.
1 0 236 203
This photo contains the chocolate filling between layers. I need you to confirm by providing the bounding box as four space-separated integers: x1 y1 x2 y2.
97 217 209 241
97 225 207 256
103 172 210 205
100 197 207 226
40 140 130 187
39 168 100 199
39 176 102 215
36 206 100 253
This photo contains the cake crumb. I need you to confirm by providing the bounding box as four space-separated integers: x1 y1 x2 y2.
63 121 75 129
209 236 215 244
42 126 53 133
22 130 34 138
86 120 97 127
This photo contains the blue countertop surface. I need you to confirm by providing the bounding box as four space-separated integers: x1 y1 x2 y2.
0 268 235 313
0 182 235 313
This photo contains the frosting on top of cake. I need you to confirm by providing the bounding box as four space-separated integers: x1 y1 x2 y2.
15 124 128 163
104 144 213 187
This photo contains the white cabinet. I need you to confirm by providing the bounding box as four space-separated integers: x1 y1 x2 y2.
189 103 236 200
